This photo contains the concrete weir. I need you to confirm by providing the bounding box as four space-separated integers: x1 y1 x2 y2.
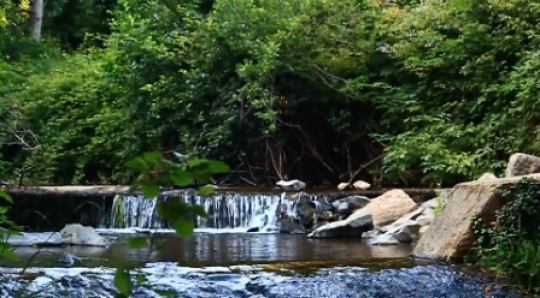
2 185 443 232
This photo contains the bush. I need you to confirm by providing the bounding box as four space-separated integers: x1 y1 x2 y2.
472 178 540 295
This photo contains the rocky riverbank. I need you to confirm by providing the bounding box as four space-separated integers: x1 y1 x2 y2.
271 189 439 246
271 152 540 252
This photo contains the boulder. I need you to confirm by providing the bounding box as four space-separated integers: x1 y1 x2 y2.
352 180 371 190
332 195 370 215
413 173 540 261
419 225 429 236
276 179 306 192
3 232 64 246
422 197 440 209
59 224 110 246
247 227 260 233
307 209 373 238
506 153 540 177
294 195 318 229
337 183 350 190
478 173 497 181
363 189 417 226
278 217 306 234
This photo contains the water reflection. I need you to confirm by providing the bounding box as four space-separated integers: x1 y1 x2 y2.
5 233 413 268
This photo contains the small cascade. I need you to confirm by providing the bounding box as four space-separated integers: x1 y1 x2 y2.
109 191 336 230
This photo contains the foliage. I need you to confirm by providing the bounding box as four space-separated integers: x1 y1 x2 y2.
5 0 540 188
472 178 540 295
113 151 228 297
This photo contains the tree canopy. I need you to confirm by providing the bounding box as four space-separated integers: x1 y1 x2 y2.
1 0 540 187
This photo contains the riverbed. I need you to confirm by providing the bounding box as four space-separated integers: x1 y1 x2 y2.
0 230 524 297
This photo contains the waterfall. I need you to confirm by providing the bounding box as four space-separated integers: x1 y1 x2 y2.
109 191 284 230
108 191 331 231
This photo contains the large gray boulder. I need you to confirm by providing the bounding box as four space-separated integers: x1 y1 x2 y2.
413 173 540 261
506 153 540 177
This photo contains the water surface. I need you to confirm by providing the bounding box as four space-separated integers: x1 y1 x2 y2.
4 232 413 268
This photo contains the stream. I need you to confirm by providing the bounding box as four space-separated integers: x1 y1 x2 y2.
0 190 525 297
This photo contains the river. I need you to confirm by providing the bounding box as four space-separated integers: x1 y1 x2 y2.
0 190 525 297
0 230 523 297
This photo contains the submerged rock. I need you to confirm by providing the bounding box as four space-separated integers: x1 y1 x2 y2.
59 224 110 246
58 252 82 265
3 232 64 247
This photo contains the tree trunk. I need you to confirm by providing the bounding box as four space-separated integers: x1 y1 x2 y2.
31 0 43 42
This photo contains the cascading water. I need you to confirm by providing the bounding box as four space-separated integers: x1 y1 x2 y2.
109 191 331 231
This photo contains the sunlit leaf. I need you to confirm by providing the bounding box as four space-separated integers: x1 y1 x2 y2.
172 218 194 237
114 267 132 295
141 183 160 197
125 157 149 172
127 237 147 249
198 184 216 196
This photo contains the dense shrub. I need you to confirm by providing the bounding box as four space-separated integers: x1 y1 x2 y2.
3 0 540 186
472 178 540 295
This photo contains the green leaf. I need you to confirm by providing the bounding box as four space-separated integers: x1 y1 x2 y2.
0 249 18 261
206 160 229 173
0 190 12 204
170 171 194 186
0 206 9 214
191 205 210 218
125 157 149 172
172 218 194 237
114 267 132 295
157 199 189 221
188 158 206 167
128 237 147 249
135 275 147 283
198 184 216 196
141 183 160 197
143 151 162 164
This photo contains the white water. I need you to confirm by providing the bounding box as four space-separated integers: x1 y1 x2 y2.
109 192 301 231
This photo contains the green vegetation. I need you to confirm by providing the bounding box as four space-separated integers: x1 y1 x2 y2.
3 0 540 293
472 178 540 295
2 0 540 188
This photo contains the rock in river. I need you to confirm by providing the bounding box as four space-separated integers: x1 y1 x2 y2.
2 232 64 246
276 179 306 192
59 224 110 246
307 209 373 238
